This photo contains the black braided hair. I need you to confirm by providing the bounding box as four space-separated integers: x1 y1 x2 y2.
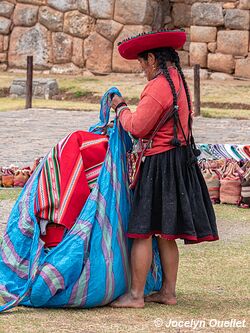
164 48 201 157
170 49 192 113
139 47 183 146
139 47 191 146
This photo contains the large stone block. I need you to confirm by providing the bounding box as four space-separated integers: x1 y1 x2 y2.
217 30 249 56
0 17 11 34
10 78 59 99
89 0 114 19
39 6 64 31
77 0 88 14
172 4 191 27
183 68 209 80
47 0 77 12
0 35 3 52
190 26 217 43
96 20 123 42
191 3 224 26
235 57 250 78
113 25 151 73
84 32 112 74
239 0 250 9
13 4 39 27
151 0 170 30
0 1 15 18
64 11 95 38
178 50 189 67
223 2 237 9
0 63 7 71
189 42 208 68
210 72 234 80
50 63 82 74
114 0 153 25
224 9 250 30
207 53 235 74
8 24 51 69
0 52 7 62
52 32 72 64
3 35 9 51
182 27 190 52
208 42 217 53
72 37 84 67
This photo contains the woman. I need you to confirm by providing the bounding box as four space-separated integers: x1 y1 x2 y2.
111 29 219 308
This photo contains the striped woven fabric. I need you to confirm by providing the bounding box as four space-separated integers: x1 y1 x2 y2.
220 162 243 205
202 168 220 204
243 145 250 159
35 131 109 247
197 144 250 161
0 87 162 313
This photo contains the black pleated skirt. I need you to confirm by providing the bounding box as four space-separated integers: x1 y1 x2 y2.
127 146 219 244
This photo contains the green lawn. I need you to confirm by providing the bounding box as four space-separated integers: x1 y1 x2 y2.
0 97 101 112
202 107 250 120
0 201 249 333
0 188 22 200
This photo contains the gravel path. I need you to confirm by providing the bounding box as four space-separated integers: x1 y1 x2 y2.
1 108 250 167
0 108 250 237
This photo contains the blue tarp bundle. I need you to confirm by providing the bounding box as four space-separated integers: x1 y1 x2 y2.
0 88 162 312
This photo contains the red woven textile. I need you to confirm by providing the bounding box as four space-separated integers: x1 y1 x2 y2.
36 131 108 247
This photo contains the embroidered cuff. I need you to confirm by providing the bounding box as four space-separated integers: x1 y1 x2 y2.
117 105 129 115
115 102 127 112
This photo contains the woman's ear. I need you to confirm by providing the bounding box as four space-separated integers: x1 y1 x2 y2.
147 53 156 67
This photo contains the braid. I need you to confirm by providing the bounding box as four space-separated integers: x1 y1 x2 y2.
170 49 200 158
154 49 180 146
156 51 178 108
175 62 192 113
139 47 191 147
138 46 200 158
161 48 192 113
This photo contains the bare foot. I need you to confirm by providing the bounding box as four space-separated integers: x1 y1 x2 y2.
145 291 177 305
110 292 145 308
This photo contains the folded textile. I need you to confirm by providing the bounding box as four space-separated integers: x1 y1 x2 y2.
198 144 250 161
36 131 108 247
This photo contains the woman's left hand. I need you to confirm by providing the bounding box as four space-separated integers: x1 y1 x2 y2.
111 94 126 111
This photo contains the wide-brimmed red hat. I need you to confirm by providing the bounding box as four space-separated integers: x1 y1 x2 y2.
118 29 186 60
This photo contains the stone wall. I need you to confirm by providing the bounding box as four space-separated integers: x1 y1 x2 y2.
0 0 250 78
169 0 250 78
0 0 170 74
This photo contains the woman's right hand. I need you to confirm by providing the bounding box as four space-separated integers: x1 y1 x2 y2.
111 94 126 111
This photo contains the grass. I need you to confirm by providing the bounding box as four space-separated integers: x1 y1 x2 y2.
198 81 250 105
0 97 101 112
201 107 250 119
0 188 22 200
0 203 249 333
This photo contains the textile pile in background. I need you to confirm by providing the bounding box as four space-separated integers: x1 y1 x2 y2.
1 144 250 210
198 144 250 208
